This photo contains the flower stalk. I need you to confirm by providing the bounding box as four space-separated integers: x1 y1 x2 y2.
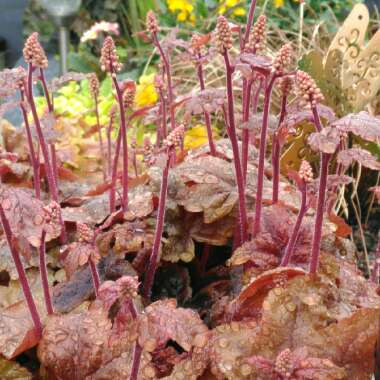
217 16 248 244
281 161 313 266
143 125 184 298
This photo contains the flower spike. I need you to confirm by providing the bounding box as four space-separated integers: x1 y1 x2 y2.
23 32 48 69
100 36 122 74
296 70 324 106
215 16 233 54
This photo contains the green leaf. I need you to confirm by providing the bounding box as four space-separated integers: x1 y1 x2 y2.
0 357 32 380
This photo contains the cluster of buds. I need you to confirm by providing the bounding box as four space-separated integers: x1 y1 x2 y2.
247 15 267 54
23 32 48 69
100 36 122 74
278 76 294 96
118 275 139 299
43 201 62 227
109 105 118 125
122 83 136 109
296 70 324 106
143 137 155 165
272 43 292 75
299 160 314 183
215 16 233 54
146 10 159 34
77 222 95 244
89 73 100 99
164 124 185 149
274 349 293 378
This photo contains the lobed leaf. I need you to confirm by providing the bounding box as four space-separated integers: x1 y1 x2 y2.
337 148 380 170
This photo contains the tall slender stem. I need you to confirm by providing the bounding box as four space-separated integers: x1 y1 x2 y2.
89 256 100 297
109 125 122 212
0 204 42 336
223 51 248 244
153 33 175 131
242 79 252 180
197 56 216 156
272 93 288 203
242 0 258 50
27 63 58 201
281 185 307 266
107 116 113 178
111 76 128 212
95 94 106 181
371 236 380 283
39 68 53 113
143 149 173 298
39 229 53 314
19 90 41 199
309 152 330 274
252 75 276 237
156 88 167 147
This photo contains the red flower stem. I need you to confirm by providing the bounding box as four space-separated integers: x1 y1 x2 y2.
19 90 41 199
242 79 253 180
111 75 128 212
371 237 380 283
39 69 61 193
223 50 248 244
39 68 53 113
309 152 330 274
107 116 113 178
252 75 276 237
242 0 258 50
143 148 174 298
132 149 138 177
272 93 288 204
0 204 42 336
27 64 58 202
109 123 122 212
130 343 143 380
39 229 53 314
89 255 100 297
281 184 307 266
94 94 106 181
196 55 216 156
153 33 175 131
157 88 167 145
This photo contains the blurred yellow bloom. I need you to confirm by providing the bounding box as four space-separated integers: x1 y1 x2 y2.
135 73 158 107
219 0 246 17
167 0 195 22
184 125 219 151
274 0 285 7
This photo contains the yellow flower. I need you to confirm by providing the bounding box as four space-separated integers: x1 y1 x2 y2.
184 125 219 151
166 0 195 22
135 73 158 107
218 0 246 17
274 0 285 7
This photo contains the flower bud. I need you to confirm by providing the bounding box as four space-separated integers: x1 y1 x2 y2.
299 160 313 183
77 222 95 244
122 84 136 109
89 73 100 99
296 70 324 106
215 16 232 54
43 201 61 226
164 124 185 149
23 32 48 69
146 10 159 34
272 43 292 75
247 15 266 54
100 36 122 73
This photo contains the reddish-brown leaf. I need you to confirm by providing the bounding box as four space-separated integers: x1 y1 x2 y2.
337 147 380 170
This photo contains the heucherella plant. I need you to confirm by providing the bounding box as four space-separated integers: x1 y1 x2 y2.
143 124 185 298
